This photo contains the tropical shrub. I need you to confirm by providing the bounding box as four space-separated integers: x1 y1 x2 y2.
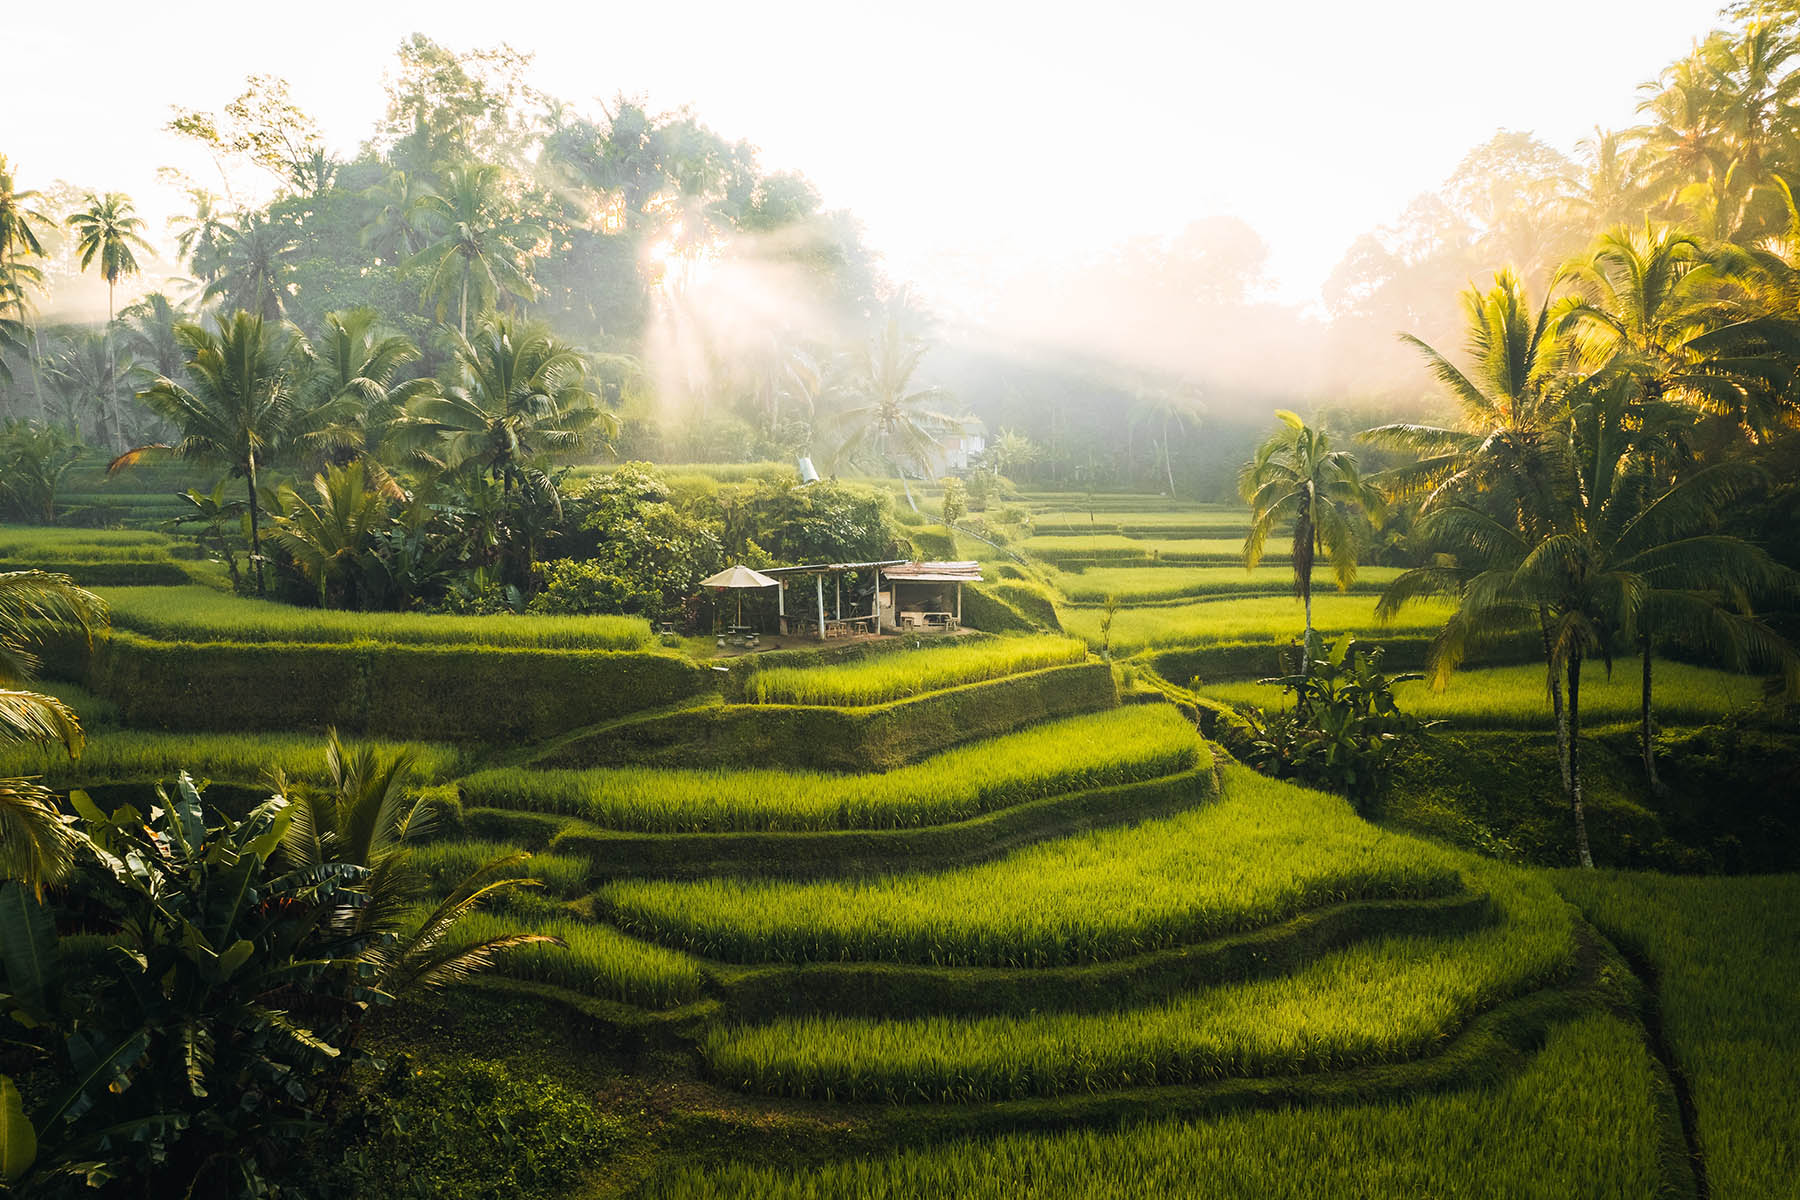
1239 632 1434 810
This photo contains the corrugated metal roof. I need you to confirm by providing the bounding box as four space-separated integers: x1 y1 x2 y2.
882 561 982 582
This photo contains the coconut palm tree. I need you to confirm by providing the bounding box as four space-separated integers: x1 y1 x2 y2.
169 189 232 283
299 307 434 466
1557 225 1709 385
65 193 151 447
270 462 392 609
825 297 960 508
1129 386 1204 496
1240 411 1384 668
118 291 191 384
43 329 134 444
125 313 313 594
202 212 297 321
0 159 52 388
274 730 558 999
390 314 607 489
407 163 543 336
1 571 106 893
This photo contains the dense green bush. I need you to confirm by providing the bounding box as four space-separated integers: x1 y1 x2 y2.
326 1058 625 1200
958 582 1039 633
86 634 705 738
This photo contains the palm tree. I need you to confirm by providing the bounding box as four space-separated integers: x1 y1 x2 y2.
1 571 106 893
1380 377 1798 865
270 462 392 609
274 730 558 1000
202 212 296 321
825 297 960 508
1241 411 1384 669
0 159 52 396
1364 270 1581 785
118 292 191 384
390 314 607 489
125 313 312 594
65 193 151 447
1129 386 1203 495
300 307 434 465
169 189 232 283
1557 225 1708 385
360 169 432 265
43 329 134 444
407 164 543 336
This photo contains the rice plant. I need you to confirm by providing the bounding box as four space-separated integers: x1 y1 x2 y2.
1055 565 1405 604
464 706 1203 832
1201 659 1764 728
648 1014 1663 1198
1056 594 1456 655
742 634 1088 706
1553 871 1800 1200
0 729 466 786
97 585 654 649
410 840 591 898
598 765 1465 967
437 910 706 1009
701 861 1574 1102
1025 535 1278 566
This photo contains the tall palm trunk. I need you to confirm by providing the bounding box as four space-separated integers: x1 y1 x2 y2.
1567 649 1594 868
1640 636 1664 795
459 266 469 339
1539 606 1570 795
1162 416 1176 496
246 447 266 595
106 279 119 450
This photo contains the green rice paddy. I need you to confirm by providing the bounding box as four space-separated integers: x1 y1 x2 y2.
97 586 655 649
742 634 1088 706
598 766 1463 967
1060 594 1457 655
462 706 1201 833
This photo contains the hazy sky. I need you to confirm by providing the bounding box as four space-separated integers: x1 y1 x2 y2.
9 0 1729 314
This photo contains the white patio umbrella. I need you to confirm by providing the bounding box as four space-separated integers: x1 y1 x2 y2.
698 564 780 626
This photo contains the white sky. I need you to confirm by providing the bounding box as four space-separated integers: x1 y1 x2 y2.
7 0 1729 314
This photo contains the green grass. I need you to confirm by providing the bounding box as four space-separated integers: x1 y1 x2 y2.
1025 535 1278 566
426 910 706 1010
1061 594 1457 655
702 861 1574 1102
0 527 179 560
410 840 591 898
1201 659 1764 728
97 586 654 650
0 729 467 786
651 1013 1665 1197
1553 871 1800 1199
463 707 1202 833
598 765 1464 968
742 635 1087 706
1053 565 1405 604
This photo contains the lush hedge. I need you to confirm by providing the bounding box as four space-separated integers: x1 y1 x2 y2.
535 661 1119 772
0 558 205 587
85 632 706 739
989 580 1063 631
547 764 1215 881
715 891 1492 1023
958 583 1038 633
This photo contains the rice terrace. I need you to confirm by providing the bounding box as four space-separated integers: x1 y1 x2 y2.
2 3 1798 1198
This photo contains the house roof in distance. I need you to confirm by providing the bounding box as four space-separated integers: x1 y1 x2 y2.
881 561 983 582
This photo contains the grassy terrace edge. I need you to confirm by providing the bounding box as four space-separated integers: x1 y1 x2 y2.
473 761 1218 881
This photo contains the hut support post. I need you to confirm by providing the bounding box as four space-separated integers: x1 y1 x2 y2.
815 574 826 640
956 582 962 626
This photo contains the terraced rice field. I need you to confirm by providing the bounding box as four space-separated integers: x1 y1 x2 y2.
1201 659 1765 727
598 766 1463 967
1553 872 1800 1199
1059 594 1457 655
463 706 1201 832
1024 535 1277 567
648 1014 1667 1198
1053 564 1405 604
742 634 1087 705
703 862 1573 1101
97 585 654 649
